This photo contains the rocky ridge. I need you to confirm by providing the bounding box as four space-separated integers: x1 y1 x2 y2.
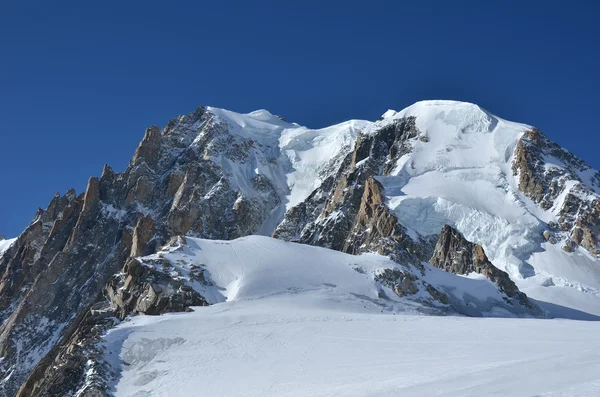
275 117 432 262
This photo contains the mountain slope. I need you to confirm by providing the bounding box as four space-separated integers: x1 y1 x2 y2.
132 235 538 315
1 100 599 396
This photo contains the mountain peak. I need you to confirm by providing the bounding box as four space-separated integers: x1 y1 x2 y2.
382 100 486 117
205 106 296 132
382 100 506 135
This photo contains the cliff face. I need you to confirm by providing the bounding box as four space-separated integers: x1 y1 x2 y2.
0 176 129 395
18 251 209 397
430 225 533 309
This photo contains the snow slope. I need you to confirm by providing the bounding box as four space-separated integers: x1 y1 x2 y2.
136 235 534 317
192 102 600 317
371 100 600 316
103 291 600 397
94 235 600 396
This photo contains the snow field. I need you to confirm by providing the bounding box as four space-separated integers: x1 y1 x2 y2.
105 298 600 397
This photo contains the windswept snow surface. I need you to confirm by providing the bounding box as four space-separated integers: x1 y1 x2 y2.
372 100 600 316
279 119 370 209
102 236 600 397
205 107 370 233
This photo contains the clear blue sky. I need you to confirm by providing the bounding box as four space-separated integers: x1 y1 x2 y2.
1 1 599 237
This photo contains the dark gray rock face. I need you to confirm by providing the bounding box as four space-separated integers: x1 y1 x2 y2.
17 302 118 397
18 255 208 397
106 255 208 320
0 180 128 396
374 268 419 297
512 128 600 257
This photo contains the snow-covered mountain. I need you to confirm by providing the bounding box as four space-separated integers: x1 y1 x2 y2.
2 100 600 396
370 101 600 316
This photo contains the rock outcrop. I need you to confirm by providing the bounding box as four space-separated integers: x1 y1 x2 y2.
106 256 207 320
430 225 532 309
374 268 419 297
17 254 208 397
512 128 600 257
